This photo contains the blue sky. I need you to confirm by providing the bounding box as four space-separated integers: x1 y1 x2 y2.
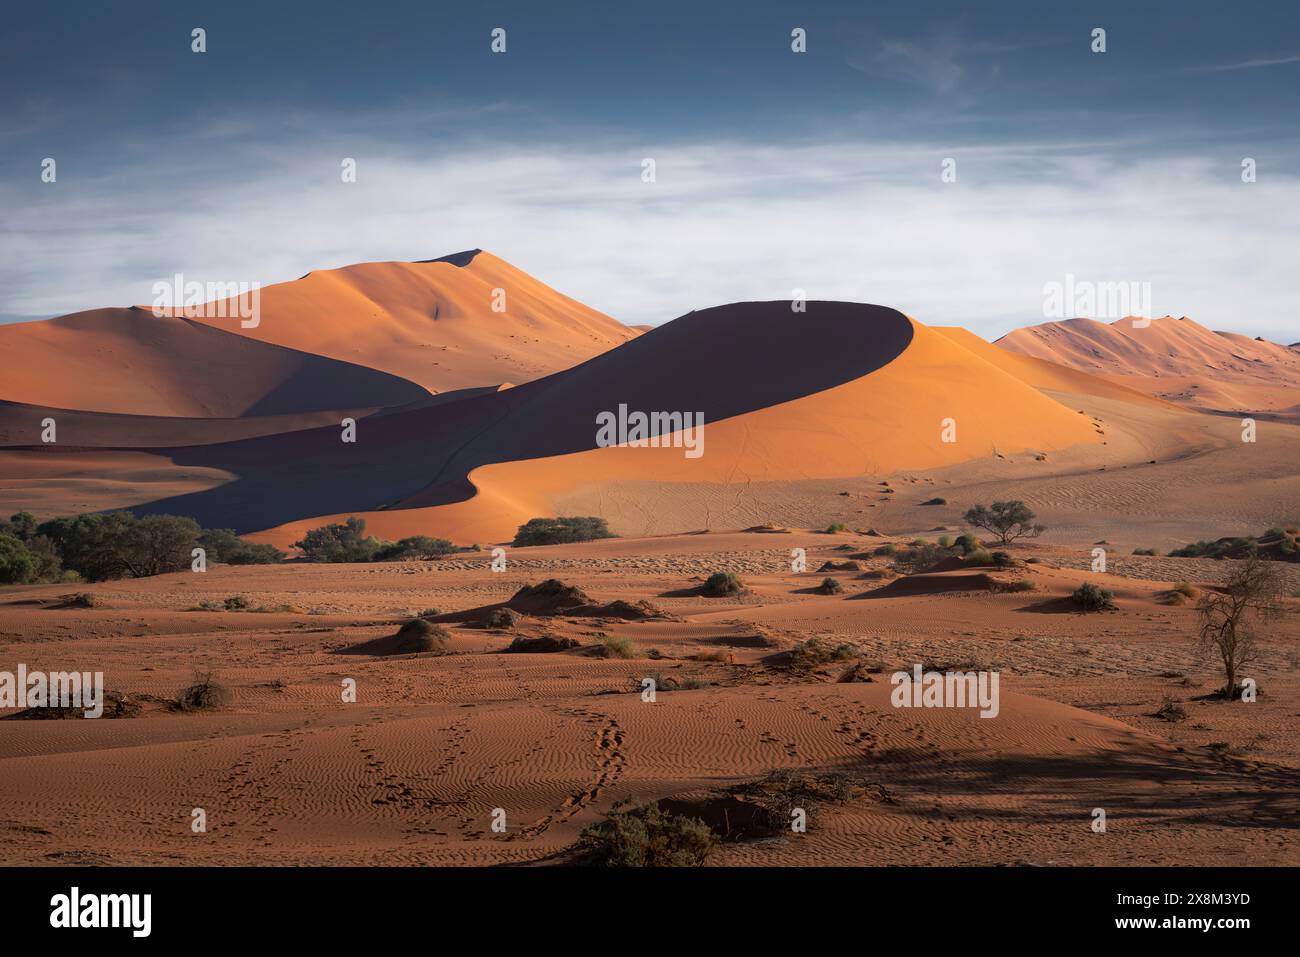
3 0 1298 338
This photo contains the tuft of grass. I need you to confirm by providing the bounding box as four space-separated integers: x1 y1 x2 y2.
1000 578 1036 593
222 595 250 611
484 607 523 629
701 571 744 597
824 522 849 534
599 634 641 659
817 576 844 595
1155 696 1188 722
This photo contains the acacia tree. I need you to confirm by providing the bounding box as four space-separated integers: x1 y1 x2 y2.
962 501 1046 546
1196 555 1284 699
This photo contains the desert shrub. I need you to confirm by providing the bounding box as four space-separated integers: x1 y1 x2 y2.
58 592 96 608
223 595 250 611
872 543 897 556
293 517 385 563
702 571 744 596
1195 555 1284 698
417 607 441 619
1000 579 1036 593
962 501 1046 546
598 634 641 659
485 607 523 629
374 536 456 561
1155 696 1187 722
1132 547 1158 556
512 516 613 547
937 535 953 548
817 577 844 594
825 522 848 534
0 533 39 584
786 637 857 668
176 673 234 711
0 511 38 541
963 548 995 567
892 542 949 574
38 511 197 581
394 619 450 653
1173 582 1199 599
578 803 716 867
1071 582 1115 611
196 527 284 565
953 532 981 554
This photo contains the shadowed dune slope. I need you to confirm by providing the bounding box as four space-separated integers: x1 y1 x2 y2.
158 300 1107 545
0 309 429 417
188 249 639 393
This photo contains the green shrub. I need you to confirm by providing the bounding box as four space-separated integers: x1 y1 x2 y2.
223 595 250 611
374 536 456 561
962 501 1046 545
598 634 641 659
1071 582 1115 611
0 533 39 584
818 577 843 594
825 522 848 534
293 517 385 563
196 528 285 565
512 516 614 547
578 803 716 867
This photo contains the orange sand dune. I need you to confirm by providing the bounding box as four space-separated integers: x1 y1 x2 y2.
0 308 428 417
188 249 638 394
997 316 1300 416
248 302 1105 546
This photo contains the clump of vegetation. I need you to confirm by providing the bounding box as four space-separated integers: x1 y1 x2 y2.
824 522 849 534
1132 547 1159 556
394 619 450 653
647 670 707 692
54 592 96 608
1071 582 1116 611
962 501 1046 546
962 548 995 567
578 802 716 867
484 607 523 629
597 634 641 659
512 516 614 547
817 577 843 595
891 541 949 574
1155 696 1188 722
1195 555 1284 699
702 571 744 596
1169 526 1298 562
417 607 441 619
294 517 385 563
373 536 456 561
195 527 285 565
175 672 234 712
953 532 982 555
783 637 858 669
222 595 250 611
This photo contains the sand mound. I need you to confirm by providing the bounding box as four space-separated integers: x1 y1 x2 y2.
0 309 430 417
340 619 450 655
863 571 1000 597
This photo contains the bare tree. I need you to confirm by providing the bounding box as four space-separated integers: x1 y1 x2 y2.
962 501 1046 546
1195 555 1285 699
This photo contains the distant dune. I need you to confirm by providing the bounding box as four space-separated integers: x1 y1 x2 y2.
0 308 428 418
189 249 638 394
997 316 1300 418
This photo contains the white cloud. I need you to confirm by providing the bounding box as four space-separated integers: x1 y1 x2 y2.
2 136 1298 342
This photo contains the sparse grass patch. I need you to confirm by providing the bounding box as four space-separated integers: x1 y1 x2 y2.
817 577 843 594
598 634 641 659
394 619 450 653
1154 696 1188 722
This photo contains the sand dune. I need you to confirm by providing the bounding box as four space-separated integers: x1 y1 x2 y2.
188 249 638 394
997 316 1300 417
0 308 429 418
114 301 1105 544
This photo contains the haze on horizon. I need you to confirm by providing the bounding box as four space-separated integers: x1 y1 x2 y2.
2 0 1298 341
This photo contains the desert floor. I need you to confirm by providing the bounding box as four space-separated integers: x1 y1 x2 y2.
1 524 1296 866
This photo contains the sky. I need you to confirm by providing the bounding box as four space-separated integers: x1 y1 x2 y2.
2 0 1299 340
